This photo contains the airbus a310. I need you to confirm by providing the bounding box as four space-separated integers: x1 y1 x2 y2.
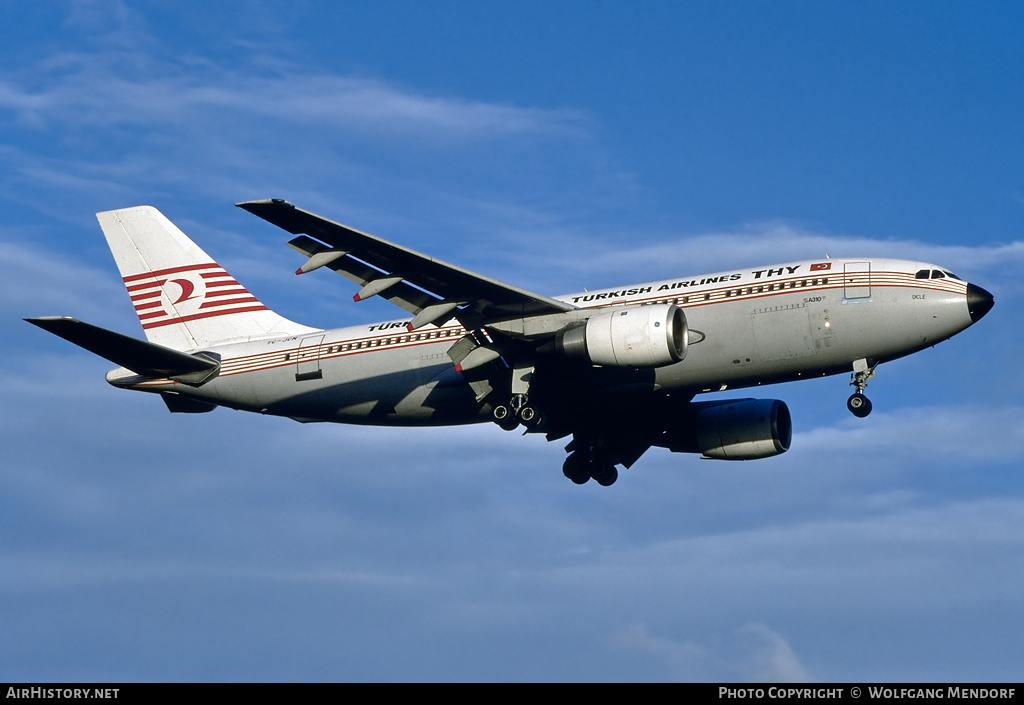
28 201 994 486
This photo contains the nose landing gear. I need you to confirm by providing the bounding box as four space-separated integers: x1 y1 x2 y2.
847 358 876 418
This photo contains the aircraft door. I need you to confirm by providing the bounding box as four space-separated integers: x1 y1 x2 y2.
844 262 872 300
295 334 325 381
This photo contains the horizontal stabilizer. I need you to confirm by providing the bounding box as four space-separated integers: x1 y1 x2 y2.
26 317 220 385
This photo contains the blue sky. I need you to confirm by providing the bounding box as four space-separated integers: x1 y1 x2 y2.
2 1 1022 682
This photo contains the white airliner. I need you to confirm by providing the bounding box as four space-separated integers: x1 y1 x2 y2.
28 201 995 486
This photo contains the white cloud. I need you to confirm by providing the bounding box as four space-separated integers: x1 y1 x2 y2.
737 623 813 683
794 405 1024 464
608 622 813 682
0 55 588 141
609 622 813 682
529 224 1024 294
610 623 708 680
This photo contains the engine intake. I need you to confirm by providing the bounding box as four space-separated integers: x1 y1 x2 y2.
555 303 687 368
658 399 792 460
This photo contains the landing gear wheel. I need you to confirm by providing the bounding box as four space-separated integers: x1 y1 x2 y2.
562 454 590 485
592 463 619 487
518 405 544 430
492 405 519 431
847 393 872 418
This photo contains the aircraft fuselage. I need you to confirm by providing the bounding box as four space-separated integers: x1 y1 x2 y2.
109 257 983 427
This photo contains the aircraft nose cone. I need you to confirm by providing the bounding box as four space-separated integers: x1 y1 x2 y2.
967 283 995 323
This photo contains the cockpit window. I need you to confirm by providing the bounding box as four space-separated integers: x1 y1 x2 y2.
916 268 963 281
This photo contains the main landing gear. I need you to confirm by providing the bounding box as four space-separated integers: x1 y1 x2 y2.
847 358 876 418
561 436 619 486
492 394 544 431
562 451 619 487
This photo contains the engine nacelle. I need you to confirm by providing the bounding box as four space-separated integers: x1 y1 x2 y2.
658 399 792 460
555 303 687 368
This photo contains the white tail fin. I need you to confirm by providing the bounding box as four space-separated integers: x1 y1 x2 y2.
97 206 317 350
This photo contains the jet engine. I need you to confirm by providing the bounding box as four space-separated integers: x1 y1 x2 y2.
554 303 687 368
657 398 792 460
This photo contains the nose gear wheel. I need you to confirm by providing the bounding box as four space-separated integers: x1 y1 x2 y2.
847 358 877 418
847 392 872 418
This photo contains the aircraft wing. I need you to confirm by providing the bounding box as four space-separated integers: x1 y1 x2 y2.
237 199 576 330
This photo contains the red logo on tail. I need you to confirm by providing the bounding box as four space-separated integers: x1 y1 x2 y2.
124 263 267 329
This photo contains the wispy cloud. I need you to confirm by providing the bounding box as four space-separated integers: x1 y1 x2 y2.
608 622 813 682
795 405 1024 464
610 623 709 680
0 18 598 239
0 49 588 141
737 623 813 683
556 224 1024 284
